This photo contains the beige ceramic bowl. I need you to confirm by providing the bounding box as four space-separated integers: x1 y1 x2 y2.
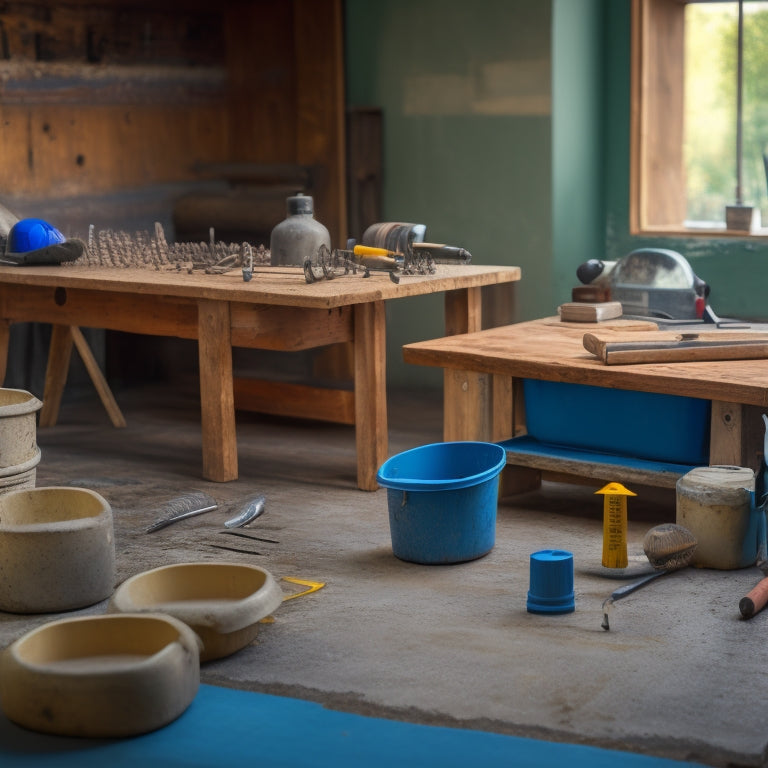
109 562 284 661
0 486 116 613
0 613 200 737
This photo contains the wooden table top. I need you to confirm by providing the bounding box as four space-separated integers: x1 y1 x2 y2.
0 264 521 309
403 316 768 407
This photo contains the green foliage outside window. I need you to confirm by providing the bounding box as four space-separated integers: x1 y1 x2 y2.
685 2 768 225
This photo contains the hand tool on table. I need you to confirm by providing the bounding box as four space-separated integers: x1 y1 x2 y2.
601 523 697 631
583 330 768 365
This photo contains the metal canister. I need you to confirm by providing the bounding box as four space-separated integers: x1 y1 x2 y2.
676 465 758 569
269 194 330 267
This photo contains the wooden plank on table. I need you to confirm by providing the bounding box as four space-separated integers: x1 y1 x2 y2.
584 331 768 365
0 265 521 310
234 378 354 425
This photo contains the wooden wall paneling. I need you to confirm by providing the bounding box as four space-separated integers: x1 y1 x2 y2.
293 0 346 245
0 104 229 198
223 0 297 166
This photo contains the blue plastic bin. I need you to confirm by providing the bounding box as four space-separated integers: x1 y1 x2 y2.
522 380 710 465
376 441 507 565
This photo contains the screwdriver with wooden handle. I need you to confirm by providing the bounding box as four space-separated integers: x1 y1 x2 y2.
740 578 768 619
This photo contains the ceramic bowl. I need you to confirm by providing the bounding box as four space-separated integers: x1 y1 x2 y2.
0 486 115 613
109 562 284 661
0 613 200 737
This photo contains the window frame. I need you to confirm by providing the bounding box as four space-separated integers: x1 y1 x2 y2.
630 0 767 237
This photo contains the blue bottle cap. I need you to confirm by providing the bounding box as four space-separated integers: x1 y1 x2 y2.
8 218 65 253
527 549 575 614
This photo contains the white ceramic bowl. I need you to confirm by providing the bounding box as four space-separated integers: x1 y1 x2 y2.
0 613 200 737
0 486 115 613
109 562 284 661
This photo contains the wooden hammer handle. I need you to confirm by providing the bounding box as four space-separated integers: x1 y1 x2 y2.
739 575 768 618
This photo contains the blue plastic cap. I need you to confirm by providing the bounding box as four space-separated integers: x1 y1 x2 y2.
8 218 65 253
527 549 575 614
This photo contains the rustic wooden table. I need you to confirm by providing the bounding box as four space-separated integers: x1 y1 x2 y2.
403 316 768 490
0 263 520 490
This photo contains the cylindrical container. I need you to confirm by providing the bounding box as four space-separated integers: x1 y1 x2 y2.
376 441 506 565
0 388 42 468
269 194 330 267
676 465 758 569
0 486 116 612
361 222 426 254
527 549 575 614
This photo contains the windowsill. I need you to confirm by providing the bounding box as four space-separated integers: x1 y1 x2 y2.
632 224 768 239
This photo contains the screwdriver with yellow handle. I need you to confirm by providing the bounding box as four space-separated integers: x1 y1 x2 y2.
352 245 400 258
351 244 401 270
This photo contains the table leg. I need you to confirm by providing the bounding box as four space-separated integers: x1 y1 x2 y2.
198 299 238 482
70 327 126 428
39 324 74 428
0 319 9 386
709 400 764 472
442 288 514 443
354 300 387 491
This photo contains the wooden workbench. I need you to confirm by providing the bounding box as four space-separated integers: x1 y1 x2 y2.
0 263 520 490
403 317 768 490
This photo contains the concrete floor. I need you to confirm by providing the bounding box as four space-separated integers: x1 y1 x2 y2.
1 383 767 767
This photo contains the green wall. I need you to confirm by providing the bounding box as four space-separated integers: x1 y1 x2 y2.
345 0 556 388
552 0 604 302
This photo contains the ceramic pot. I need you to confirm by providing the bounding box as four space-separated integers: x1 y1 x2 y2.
0 486 115 613
0 388 42 468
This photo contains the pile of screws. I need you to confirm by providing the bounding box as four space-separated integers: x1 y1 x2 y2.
66 222 270 274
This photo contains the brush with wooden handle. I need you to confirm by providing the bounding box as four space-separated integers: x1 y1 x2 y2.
739 578 768 619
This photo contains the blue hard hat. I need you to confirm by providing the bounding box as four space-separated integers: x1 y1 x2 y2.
8 218 65 253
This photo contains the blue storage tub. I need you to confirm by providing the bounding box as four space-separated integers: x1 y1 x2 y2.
522 380 710 465
376 441 507 565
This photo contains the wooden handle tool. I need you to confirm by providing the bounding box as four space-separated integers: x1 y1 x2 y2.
353 245 398 258
583 330 768 365
739 575 768 619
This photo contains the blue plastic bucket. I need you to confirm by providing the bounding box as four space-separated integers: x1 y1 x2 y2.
376 441 507 565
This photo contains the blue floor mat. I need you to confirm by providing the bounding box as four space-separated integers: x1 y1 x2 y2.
0 683 706 767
